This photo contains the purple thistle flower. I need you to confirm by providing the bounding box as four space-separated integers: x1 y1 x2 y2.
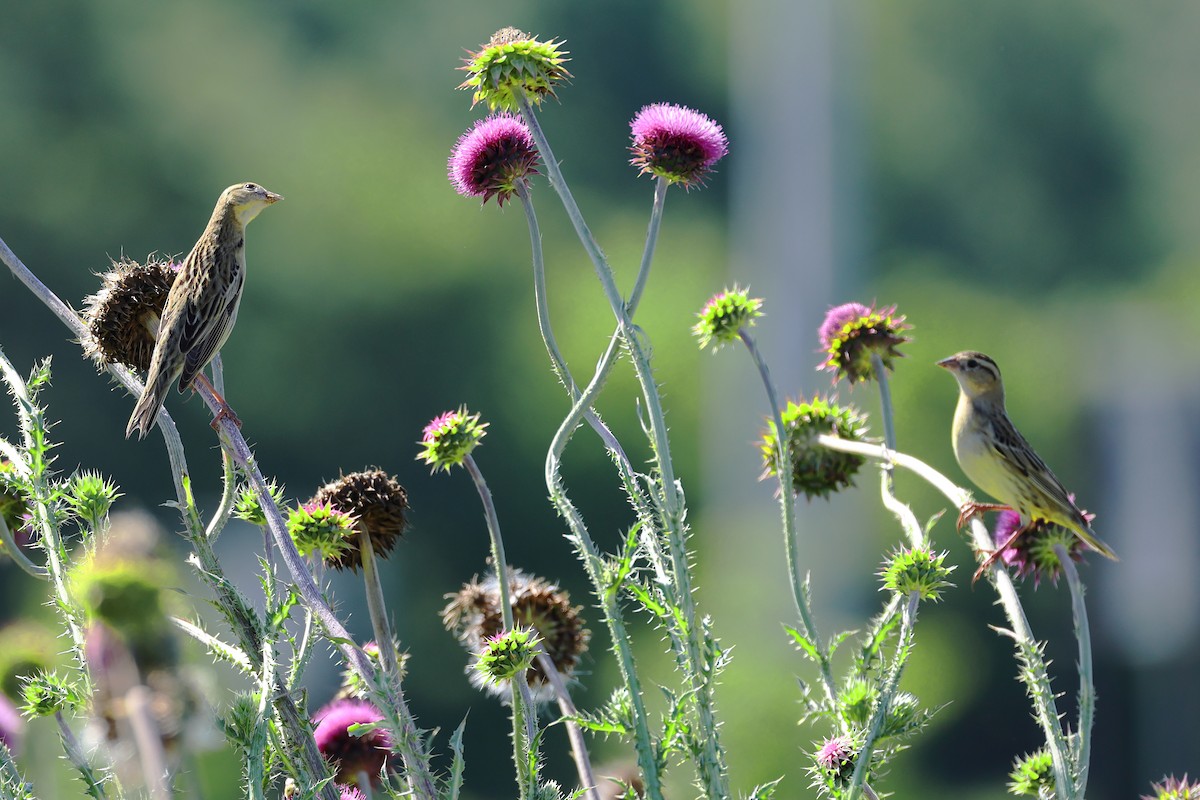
990 498 1091 587
815 735 853 770
448 113 540 206
312 699 392 788
817 301 911 384
1143 774 1200 800
339 788 366 800
0 693 22 754
818 302 873 352
629 103 728 188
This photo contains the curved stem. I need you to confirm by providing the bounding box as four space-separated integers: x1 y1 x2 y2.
1057 544 1093 797
738 330 839 710
870 354 922 547
517 95 680 514
522 100 720 795
819 435 1075 796
0 513 47 580
517 183 632 467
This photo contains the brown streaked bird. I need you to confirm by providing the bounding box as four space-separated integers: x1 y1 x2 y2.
125 182 282 439
937 351 1117 570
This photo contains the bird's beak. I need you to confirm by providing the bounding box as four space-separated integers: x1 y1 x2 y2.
935 356 957 370
265 192 283 204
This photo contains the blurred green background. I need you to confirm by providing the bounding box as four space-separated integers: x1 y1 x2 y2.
2 1 1198 798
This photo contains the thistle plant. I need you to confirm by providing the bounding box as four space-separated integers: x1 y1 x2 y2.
0 20 1183 800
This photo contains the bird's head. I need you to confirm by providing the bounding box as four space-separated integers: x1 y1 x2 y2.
937 351 1003 400
221 182 283 225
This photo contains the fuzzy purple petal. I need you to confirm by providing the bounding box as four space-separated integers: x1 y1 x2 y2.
629 103 728 187
312 699 391 786
818 303 873 351
448 114 540 204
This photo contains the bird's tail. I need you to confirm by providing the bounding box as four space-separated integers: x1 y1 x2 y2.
1070 518 1119 561
125 363 174 440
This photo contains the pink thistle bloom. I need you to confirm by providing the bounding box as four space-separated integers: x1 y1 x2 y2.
312 699 392 788
448 114 540 206
629 103 728 188
816 734 855 771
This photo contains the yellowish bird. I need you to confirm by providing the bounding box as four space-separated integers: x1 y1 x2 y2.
937 351 1117 564
126 182 282 439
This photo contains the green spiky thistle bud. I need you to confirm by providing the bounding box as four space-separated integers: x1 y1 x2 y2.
0 624 58 703
287 502 357 563
419 407 487 473
1008 749 1055 797
233 479 287 527
459 27 572 111
693 287 763 350
837 680 876 729
475 627 540 685
880 547 955 602
20 671 78 717
760 396 869 499
63 471 120 532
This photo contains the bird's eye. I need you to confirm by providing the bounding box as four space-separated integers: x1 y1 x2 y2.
244 183 257 191
966 358 978 369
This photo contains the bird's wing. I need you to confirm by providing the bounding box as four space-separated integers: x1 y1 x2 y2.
987 413 1081 519
178 265 244 391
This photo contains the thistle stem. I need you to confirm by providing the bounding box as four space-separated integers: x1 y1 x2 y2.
462 453 536 798
55 711 108 800
870 354 922 547
738 329 839 710
1056 543 1094 797
359 531 401 681
536 652 599 800
846 592 919 800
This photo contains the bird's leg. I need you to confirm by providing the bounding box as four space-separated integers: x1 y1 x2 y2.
956 501 1011 530
192 373 242 430
972 521 1030 584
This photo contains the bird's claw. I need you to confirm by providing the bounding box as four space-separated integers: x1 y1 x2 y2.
211 404 242 431
956 501 1011 530
970 521 1029 584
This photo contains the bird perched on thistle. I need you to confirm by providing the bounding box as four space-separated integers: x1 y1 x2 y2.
125 182 282 440
937 351 1117 572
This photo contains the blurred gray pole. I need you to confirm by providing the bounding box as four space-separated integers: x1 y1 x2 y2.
703 0 865 629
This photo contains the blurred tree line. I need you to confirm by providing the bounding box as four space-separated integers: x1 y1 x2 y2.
1 0 1196 798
